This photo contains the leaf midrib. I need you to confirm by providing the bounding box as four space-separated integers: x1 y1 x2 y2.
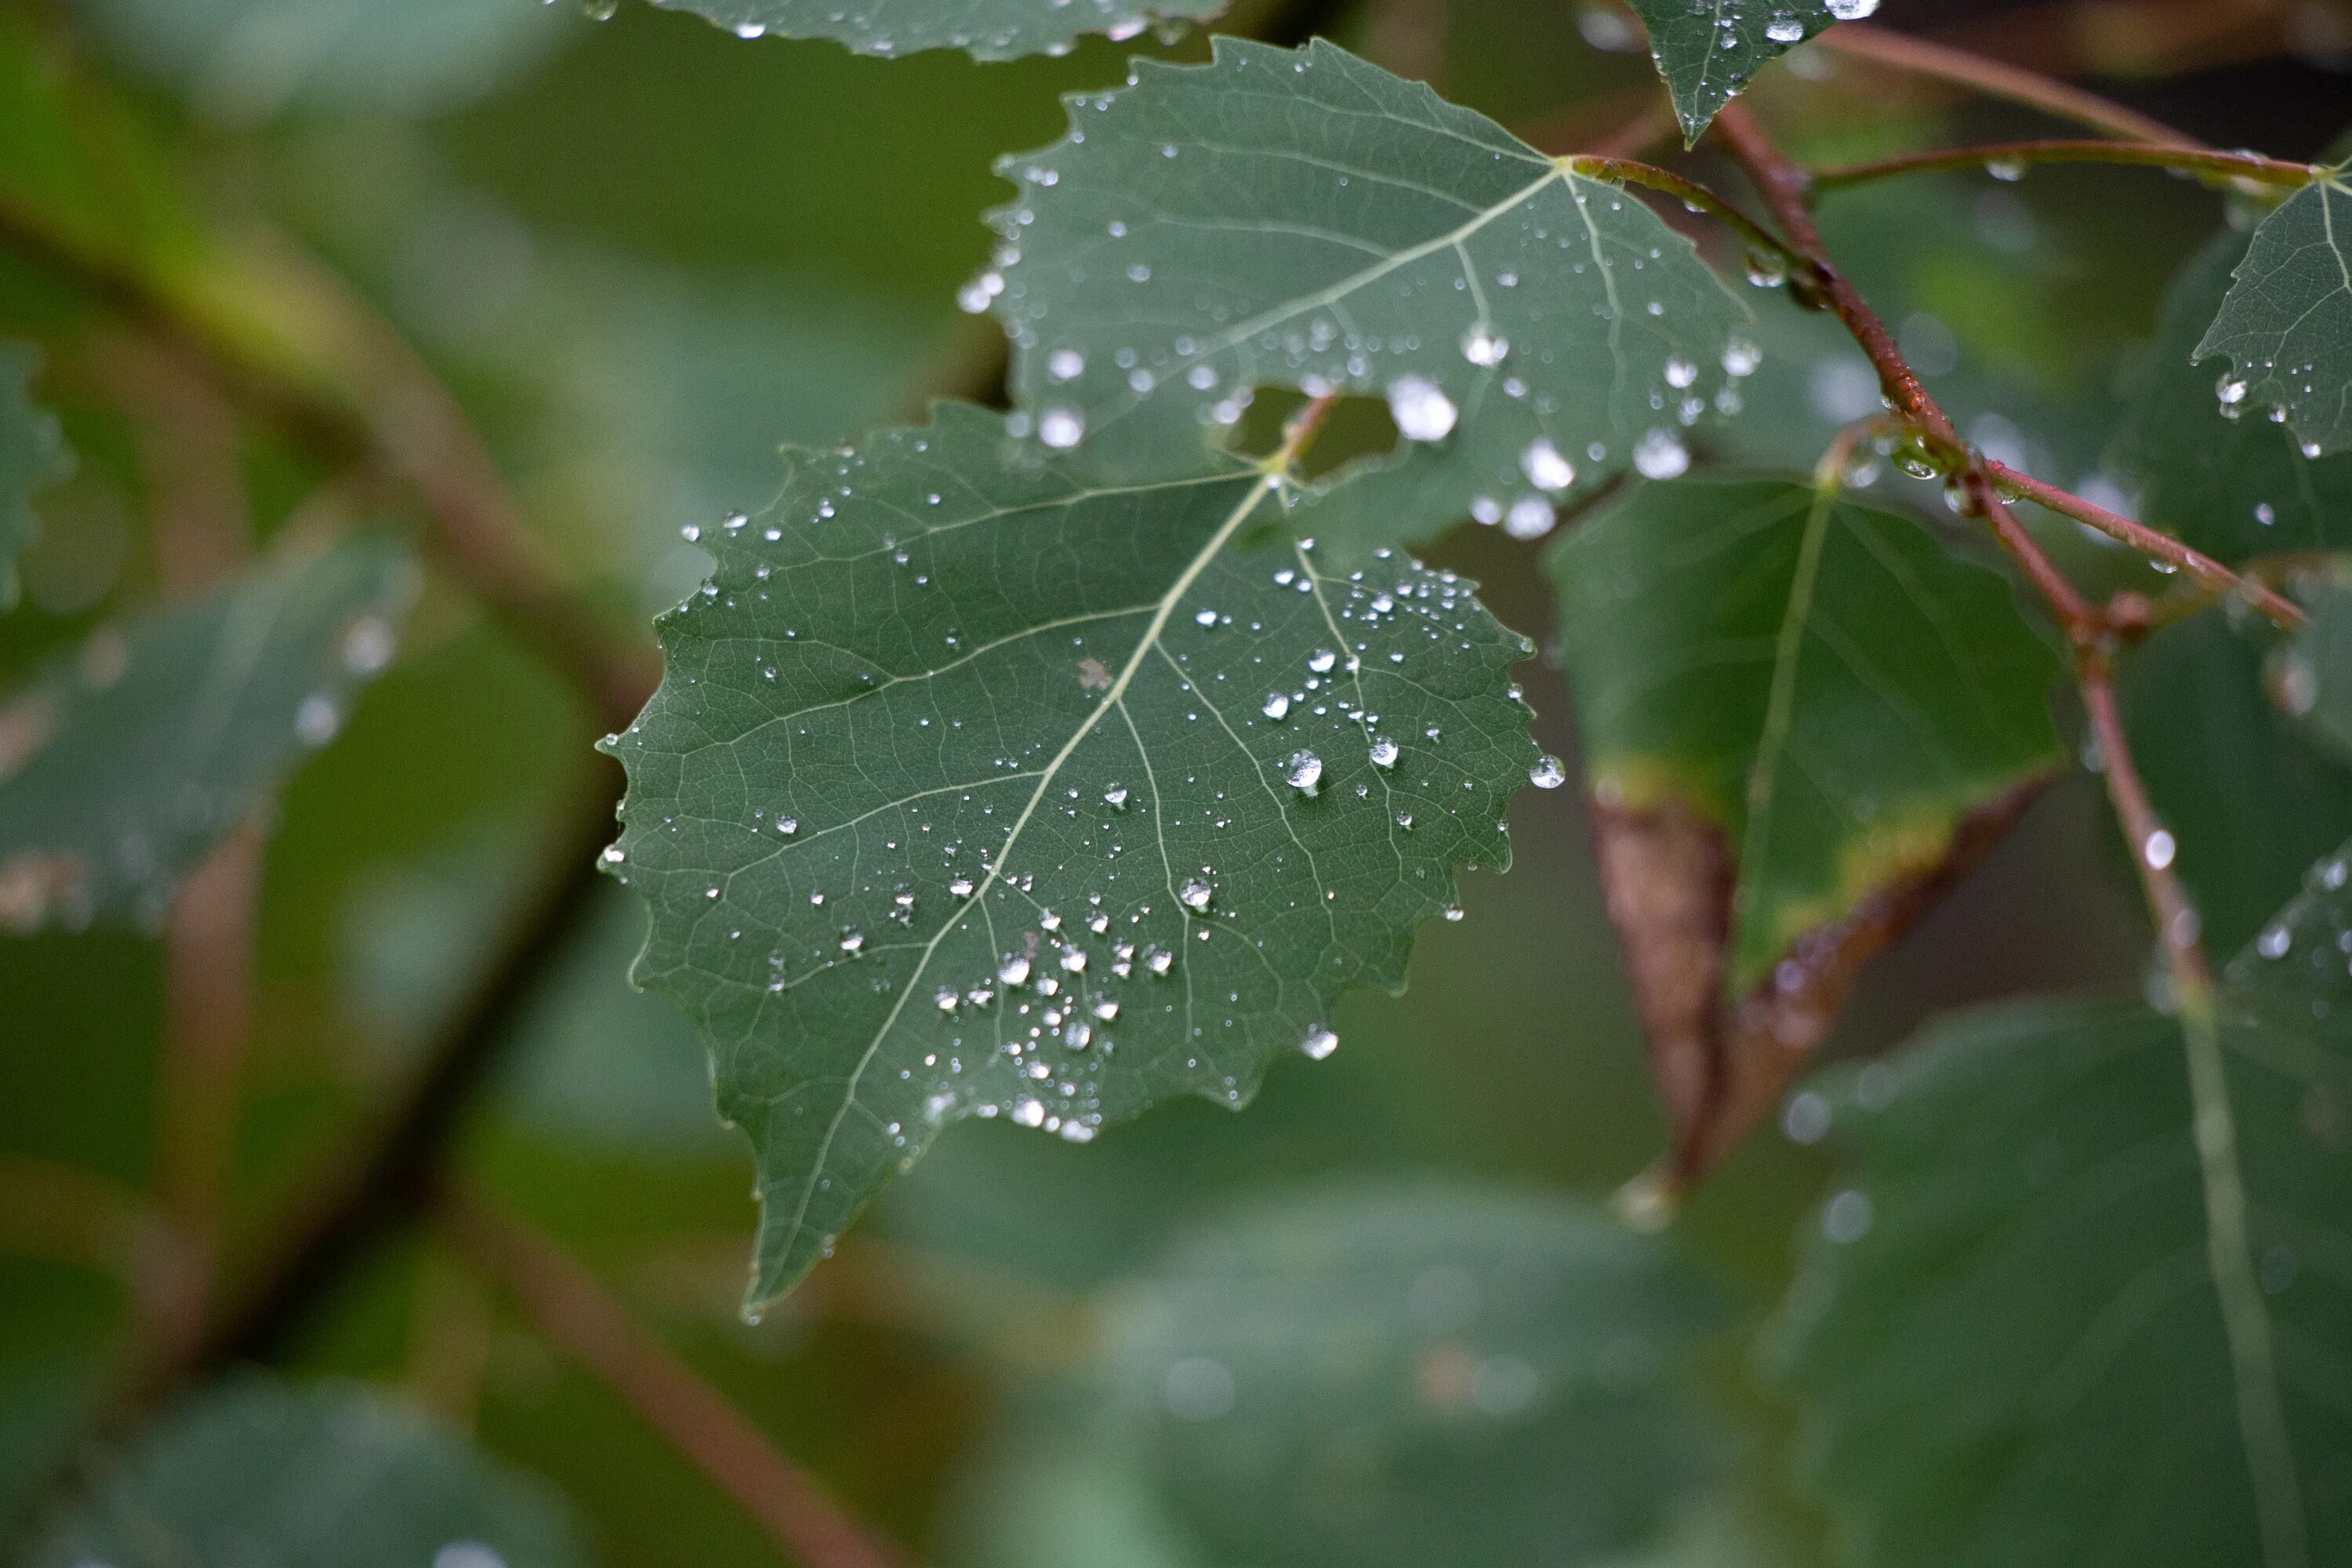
771 465 1284 1275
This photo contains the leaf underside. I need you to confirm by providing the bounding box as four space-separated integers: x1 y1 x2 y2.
2113 233 2352 564
986 37 1754 549
1770 847 2352 1568
0 340 70 610
1549 476 2063 997
603 403 1537 1306
0 537 414 933
645 0 1225 60
2194 173 2352 459
1626 0 1846 143
1088 1185 1726 1568
37 1374 585 1568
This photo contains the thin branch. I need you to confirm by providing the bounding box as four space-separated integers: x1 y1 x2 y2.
439 1191 918 1568
1722 94 2309 1558
153 822 263 1360
1987 460 2306 630
1811 140 2315 193
1809 22 2200 145
1563 156 1801 267
0 198 656 734
103 768 624 1422
2076 649 2310 1568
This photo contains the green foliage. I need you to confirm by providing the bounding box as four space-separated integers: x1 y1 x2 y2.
1771 844 2352 1567
2122 608 2352 956
0 343 69 611
986 38 1754 546
2280 568 2352 768
958 1185 1729 1568
2113 234 2352 564
71 0 570 119
1624 1 1850 143
34 1374 586 1567
644 0 1226 60
0 538 413 931
603 403 1536 1305
1550 475 2062 993
2197 172 2352 458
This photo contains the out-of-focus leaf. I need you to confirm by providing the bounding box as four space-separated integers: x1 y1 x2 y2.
2122 607 2352 956
1624 0 1853 143
0 537 414 932
34 1374 586 1567
986 38 1753 546
2196 172 2352 458
0 343 70 611
603 402 1536 1305
952 1185 1726 1568
643 0 1224 60
1769 844 2352 1568
2113 233 2352 564
71 0 569 122
1548 476 2061 1169
2277 567 2352 767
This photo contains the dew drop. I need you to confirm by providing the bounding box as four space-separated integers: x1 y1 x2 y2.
1530 754 1568 789
1386 376 1458 441
1286 750 1323 792
1632 429 1690 480
1519 438 1575 492
1301 1025 1338 1060
1038 408 1086 448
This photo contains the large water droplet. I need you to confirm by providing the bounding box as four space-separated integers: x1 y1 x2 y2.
1386 376 1458 442
1632 429 1690 480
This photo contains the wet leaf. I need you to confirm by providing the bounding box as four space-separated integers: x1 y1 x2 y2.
643 0 1225 60
35 1374 586 1567
603 404 1536 1306
986 38 1753 548
1550 476 2062 1171
2195 171 2352 459
0 537 414 932
73 0 569 120
2278 568 2352 768
957 1185 1727 1568
1624 1 1858 144
2112 233 2352 564
1769 842 2352 1568
2122 606 2352 956
0 342 70 611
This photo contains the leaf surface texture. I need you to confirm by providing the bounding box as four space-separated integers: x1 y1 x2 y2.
604 404 1536 1304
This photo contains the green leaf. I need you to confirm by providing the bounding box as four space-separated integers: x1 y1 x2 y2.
603 403 1537 1306
2112 233 2352 564
0 343 71 612
2195 171 2352 458
2122 606 2352 956
1769 846 2352 1568
1548 475 2063 997
2277 567 2352 768
955 1185 1726 1568
1624 1 1855 144
35 1374 586 1567
0 538 414 932
643 0 1225 60
985 38 1755 547
72 0 568 120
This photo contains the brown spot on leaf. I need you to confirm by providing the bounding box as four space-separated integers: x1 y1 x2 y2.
1077 658 1112 691
1592 780 2048 1185
1588 798 1731 1174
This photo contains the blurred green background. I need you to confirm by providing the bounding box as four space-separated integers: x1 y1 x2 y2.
3 0 2350 1563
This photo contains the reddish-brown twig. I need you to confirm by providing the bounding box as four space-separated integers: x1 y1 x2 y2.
1812 140 2314 192
439 1192 918 1568
1810 22 2199 144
